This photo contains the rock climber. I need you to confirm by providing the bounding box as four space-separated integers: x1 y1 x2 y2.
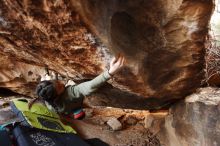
29 54 125 119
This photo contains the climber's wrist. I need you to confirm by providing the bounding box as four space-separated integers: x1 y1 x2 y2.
108 69 114 77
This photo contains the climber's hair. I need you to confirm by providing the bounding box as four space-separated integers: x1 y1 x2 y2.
28 80 57 109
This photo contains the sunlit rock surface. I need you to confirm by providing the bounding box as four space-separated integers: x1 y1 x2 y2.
0 0 214 109
158 87 220 146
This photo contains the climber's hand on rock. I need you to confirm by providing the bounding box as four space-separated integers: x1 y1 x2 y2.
108 54 125 76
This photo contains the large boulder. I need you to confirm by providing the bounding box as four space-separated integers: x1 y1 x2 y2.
71 0 214 99
0 0 214 109
158 87 220 146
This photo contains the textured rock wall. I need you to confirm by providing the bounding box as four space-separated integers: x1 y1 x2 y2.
0 0 108 96
0 0 214 109
71 0 214 99
157 87 220 146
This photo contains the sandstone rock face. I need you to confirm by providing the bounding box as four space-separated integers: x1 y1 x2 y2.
0 0 214 108
71 0 214 99
0 56 46 96
158 87 220 146
0 0 106 96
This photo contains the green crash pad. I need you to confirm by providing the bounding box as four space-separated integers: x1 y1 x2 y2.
11 99 76 134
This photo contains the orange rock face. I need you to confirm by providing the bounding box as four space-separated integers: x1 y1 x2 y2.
71 0 214 99
0 0 214 109
0 0 106 96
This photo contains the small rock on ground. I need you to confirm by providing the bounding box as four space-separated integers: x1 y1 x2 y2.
107 117 122 131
